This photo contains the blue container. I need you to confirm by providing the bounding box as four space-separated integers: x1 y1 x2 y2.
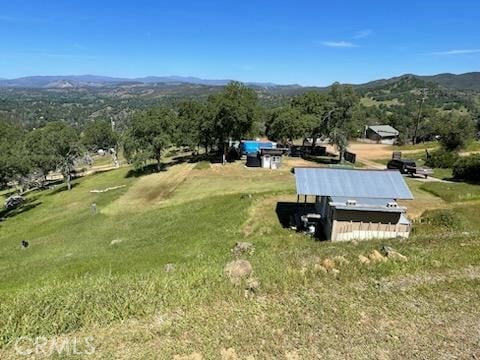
241 141 275 155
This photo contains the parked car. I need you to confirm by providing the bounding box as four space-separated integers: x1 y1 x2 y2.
387 159 433 178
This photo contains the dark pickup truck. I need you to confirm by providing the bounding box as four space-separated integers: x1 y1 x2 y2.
387 159 434 178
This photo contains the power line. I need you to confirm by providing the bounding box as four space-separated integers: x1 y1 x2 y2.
412 89 427 145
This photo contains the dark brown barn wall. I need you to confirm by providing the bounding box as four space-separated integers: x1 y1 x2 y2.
334 209 401 224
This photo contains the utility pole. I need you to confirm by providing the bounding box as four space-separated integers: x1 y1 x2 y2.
109 116 119 168
412 89 427 145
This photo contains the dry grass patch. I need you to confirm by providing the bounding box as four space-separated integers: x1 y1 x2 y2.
103 163 194 215
399 179 447 219
242 194 293 237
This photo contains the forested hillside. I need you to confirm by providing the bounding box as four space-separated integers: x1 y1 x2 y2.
0 72 479 146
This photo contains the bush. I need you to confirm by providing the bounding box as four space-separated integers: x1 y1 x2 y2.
437 112 475 151
453 154 480 182
418 209 464 233
425 149 459 168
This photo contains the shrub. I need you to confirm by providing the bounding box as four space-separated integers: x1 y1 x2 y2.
425 149 459 168
437 112 475 151
453 154 480 182
418 209 464 233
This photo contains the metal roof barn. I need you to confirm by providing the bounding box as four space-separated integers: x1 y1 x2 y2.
294 168 413 200
368 125 399 137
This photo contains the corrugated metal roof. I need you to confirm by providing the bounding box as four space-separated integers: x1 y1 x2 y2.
295 168 414 199
368 125 399 137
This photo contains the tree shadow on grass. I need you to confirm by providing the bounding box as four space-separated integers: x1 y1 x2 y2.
47 182 79 195
0 199 42 221
302 154 341 165
443 176 480 185
125 163 168 178
125 152 227 178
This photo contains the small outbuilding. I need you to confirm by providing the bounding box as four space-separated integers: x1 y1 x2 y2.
294 167 413 241
365 125 399 145
260 148 286 169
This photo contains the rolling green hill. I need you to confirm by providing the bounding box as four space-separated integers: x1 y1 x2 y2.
0 160 480 358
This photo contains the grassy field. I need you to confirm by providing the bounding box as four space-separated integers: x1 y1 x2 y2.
466 140 480 152
0 159 480 358
421 181 480 202
392 140 439 151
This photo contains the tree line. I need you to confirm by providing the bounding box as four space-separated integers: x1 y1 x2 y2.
1 81 478 191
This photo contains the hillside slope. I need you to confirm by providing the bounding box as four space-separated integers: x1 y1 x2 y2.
0 161 479 358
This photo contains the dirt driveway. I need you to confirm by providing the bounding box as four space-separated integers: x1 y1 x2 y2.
343 142 450 183
347 142 393 160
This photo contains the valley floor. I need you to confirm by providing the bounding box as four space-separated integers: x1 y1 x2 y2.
0 157 479 359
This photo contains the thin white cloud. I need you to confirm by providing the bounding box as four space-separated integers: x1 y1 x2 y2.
353 29 372 39
430 49 480 55
321 41 358 48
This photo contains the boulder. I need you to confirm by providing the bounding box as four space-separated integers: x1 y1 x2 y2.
358 255 371 264
4 195 24 210
224 260 253 285
381 245 408 261
232 242 254 256
321 258 335 271
368 250 386 262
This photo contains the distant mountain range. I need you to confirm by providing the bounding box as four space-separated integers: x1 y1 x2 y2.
0 75 284 89
0 72 478 90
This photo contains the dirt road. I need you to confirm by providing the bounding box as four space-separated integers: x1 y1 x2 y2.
343 143 450 183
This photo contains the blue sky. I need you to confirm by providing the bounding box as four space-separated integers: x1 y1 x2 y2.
0 0 479 85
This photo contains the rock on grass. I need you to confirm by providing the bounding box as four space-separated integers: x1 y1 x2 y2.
381 245 408 261
224 259 253 285
368 250 386 262
232 242 254 256
358 255 371 264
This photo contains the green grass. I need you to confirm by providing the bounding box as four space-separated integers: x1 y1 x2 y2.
390 140 479 153
421 181 480 202
193 160 211 170
360 97 402 107
465 140 480 151
392 140 439 151
0 160 479 358
432 167 453 180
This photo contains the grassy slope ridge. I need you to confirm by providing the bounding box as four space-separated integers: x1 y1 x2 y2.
0 161 480 358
